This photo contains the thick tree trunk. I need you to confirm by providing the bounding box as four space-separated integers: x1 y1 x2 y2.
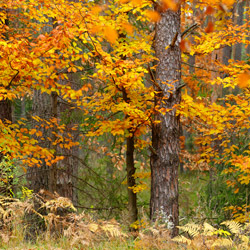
56 72 79 204
150 7 181 237
27 90 52 192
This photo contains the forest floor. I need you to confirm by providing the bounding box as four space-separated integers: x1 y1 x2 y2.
0 171 238 250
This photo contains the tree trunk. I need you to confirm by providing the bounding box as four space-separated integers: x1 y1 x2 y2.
247 1 250 56
0 100 13 196
49 91 58 193
126 133 138 227
119 32 138 227
27 90 52 192
0 100 12 123
123 88 138 228
150 7 181 237
0 10 13 195
234 1 245 61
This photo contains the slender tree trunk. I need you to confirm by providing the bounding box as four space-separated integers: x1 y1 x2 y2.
126 133 138 227
123 87 138 227
119 32 138 227
49 91 58 193
247 1 250 55
150 7 181 237
0 100 12 123
0 100 13 195
0 10 13 195
234 1 245 61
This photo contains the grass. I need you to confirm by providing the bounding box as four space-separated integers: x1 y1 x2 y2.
179 170 209 224
1 170 237 250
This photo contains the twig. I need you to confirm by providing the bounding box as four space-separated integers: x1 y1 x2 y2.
181 23 199 38
147 64 163 92
170 32 178 47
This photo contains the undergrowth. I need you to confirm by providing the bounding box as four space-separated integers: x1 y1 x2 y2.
1 192 250 249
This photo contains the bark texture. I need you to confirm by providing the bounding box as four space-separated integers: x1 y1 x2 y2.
123 86 137 227
126 134 137 226
247 0 250 56
119 32 137 227
234 1 245 61
150 8 181 237
0 100 13 196
27 90 52 192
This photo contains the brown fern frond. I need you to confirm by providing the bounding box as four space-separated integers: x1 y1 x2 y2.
172 235 191 245
212 238 233 248
203 222 217 235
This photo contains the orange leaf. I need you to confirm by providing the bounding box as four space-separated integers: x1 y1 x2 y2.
205 21 214 33
180 39 191 52
234 188 239 194
104 26 118 44
161 0 178 11
237 72 250 88
90 5 102 15
145 10 161 23
222 0 235 7
205 6 215 15
130 0 143 6
121 23 134 35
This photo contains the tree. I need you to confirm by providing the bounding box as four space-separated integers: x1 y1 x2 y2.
0 0 155 224
150 2 181 237
179 0 250 223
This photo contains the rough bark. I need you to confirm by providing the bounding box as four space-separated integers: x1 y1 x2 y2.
0 100 13 196
0 100 12 123
27 91 52 192
56 72 79 204
234 1 245 61
123 86 138 227
49 91 58 193
126 133 138 227
0 10 13 196
150 8 181 237
223 46 232 66
246 0 250 56
119 32 137 227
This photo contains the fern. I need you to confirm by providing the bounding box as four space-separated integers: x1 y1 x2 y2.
172 235 191 245
177 223 200 238
211 238 233 248
203 222 217 235
221 220 242 234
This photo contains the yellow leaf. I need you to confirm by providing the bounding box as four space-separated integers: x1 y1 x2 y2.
237 72 250 88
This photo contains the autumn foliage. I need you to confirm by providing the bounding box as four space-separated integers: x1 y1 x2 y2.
1 0 250 247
